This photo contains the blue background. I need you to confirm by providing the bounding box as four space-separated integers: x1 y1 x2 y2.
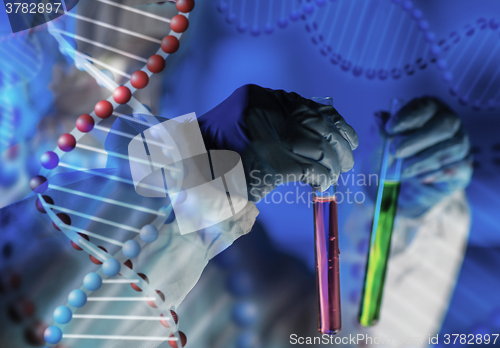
1 0 500 343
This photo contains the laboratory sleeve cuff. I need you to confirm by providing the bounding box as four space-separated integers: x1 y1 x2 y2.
131 201 259 309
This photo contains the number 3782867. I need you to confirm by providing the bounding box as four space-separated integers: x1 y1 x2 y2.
6 2 62 14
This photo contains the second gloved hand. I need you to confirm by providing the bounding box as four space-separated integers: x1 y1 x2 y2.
198 84 359 202
380 97 473 217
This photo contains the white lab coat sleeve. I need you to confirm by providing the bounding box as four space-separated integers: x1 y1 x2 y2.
137 201 259 309
363 190 471 347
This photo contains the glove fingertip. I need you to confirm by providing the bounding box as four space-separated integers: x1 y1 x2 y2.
349 132 359 150
337 124 359 150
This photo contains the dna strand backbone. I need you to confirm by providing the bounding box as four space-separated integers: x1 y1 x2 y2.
438 17 500 111
24 0 195 346
0 29 44 91
213 0 500 111
0 100 20 177
303 1 500 110
213 0 316 35
0 27 55 154
303 0 443 80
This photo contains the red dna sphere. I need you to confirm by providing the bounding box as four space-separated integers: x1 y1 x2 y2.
113 86 132 104
57 133 76 152
131 273 149 292
161 35 180 54
76 114 95 133
94 100 114 119
130 71 149 89
176 0 194 13
147 55 166 73
71 233 90 251
52 213 71 231
169 331 187 348
170 15 189 33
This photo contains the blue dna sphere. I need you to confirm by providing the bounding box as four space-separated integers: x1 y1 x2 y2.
44 326 63 344
68 289 87 308
103 258 121 277
83 272 103 291
53 305 73 324
231 301 259 328
140 224 159 243
123 240 141 258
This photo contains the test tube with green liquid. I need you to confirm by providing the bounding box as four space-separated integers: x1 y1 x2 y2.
358 99 404 327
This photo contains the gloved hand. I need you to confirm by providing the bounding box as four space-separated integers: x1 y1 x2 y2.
198 84 359 202
379 97 473 217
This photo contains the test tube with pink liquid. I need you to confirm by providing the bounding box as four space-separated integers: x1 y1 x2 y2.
311 96 341 335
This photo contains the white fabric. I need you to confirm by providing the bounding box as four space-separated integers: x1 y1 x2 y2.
339 190 471 347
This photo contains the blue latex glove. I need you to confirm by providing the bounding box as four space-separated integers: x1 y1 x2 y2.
198 84 359 202
380 97 473 217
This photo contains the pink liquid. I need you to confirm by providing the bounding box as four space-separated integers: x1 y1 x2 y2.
313 196 341 335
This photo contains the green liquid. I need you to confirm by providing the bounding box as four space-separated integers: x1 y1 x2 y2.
359 181 401 327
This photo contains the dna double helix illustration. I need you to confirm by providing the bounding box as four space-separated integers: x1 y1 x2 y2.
213 0 500 111
303 1 500 110
0 27 53 154
438 18 500 111
22 0 195 346
0 100 18 158
304 0 442 80
0 30 44 90
213 0 315 35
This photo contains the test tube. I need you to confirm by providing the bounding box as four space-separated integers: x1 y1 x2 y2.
311 96 341 335
358 99 404 327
